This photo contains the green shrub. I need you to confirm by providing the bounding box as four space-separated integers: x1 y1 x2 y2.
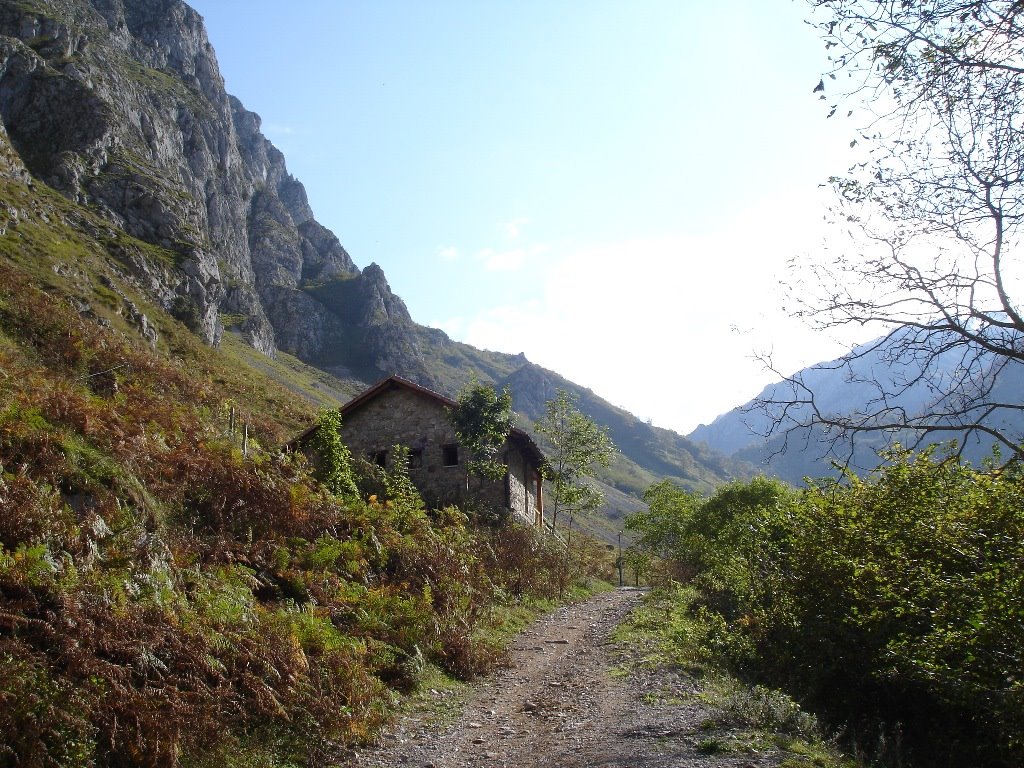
627 453 1024 766
307 409 358 498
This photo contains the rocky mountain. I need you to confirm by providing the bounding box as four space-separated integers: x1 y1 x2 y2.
690 334 1024 483
0 0 746 512
0 0 442 382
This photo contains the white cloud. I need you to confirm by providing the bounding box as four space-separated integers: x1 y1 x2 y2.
502 217 530 239
265 123 297 136
477 244 547 272
480 248 521 271
437 245 459 262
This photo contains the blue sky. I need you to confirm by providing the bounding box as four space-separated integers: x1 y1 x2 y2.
188 1 868 434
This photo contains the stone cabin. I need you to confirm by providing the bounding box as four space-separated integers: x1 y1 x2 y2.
299 376 546 526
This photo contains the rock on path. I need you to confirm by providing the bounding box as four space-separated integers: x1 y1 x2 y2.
350 588 769 768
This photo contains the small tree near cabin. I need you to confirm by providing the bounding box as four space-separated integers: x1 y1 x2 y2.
536 390 616 537
449 380 515 498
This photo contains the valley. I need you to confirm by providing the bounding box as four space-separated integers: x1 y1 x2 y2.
2 2 1022 766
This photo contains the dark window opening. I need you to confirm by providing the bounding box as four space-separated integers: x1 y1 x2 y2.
408 448 423 469
372 450 387 468
442 443 459 467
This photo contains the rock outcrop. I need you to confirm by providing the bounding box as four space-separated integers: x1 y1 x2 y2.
0 0 427 380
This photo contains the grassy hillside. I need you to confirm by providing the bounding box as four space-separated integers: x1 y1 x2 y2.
0 161 606 765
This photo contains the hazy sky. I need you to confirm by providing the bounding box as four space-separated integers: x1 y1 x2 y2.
188 1 871 434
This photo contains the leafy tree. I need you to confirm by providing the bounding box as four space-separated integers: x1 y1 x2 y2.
382 444 424 512
759 1 1024 463
536 390 616 535
309 408 359 498
449 380 515 484
627 477 793 604
624 480 702 582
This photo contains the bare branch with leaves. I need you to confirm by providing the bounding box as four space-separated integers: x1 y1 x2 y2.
758 1 1024 465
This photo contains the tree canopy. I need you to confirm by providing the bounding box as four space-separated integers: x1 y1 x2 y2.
449 380 515 483
536 390 616 531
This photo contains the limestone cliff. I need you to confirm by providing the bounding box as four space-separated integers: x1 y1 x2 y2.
0 0 433 384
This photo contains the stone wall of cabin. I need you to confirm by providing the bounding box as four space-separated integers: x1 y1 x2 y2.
339 387 543 526
504 448 541 526
340 387 469 510
508 451 528 522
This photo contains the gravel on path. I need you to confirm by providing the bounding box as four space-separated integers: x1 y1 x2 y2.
348 588 774 768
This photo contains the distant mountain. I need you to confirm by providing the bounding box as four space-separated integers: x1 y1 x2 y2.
0 0 747 529
690 333 1024 483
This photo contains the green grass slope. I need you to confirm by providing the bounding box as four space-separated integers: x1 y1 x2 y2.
0 146 595 766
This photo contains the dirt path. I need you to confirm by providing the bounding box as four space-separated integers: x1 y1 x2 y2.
349 589 768 768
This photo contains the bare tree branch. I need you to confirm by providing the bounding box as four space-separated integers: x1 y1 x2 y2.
743 3 1024 473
